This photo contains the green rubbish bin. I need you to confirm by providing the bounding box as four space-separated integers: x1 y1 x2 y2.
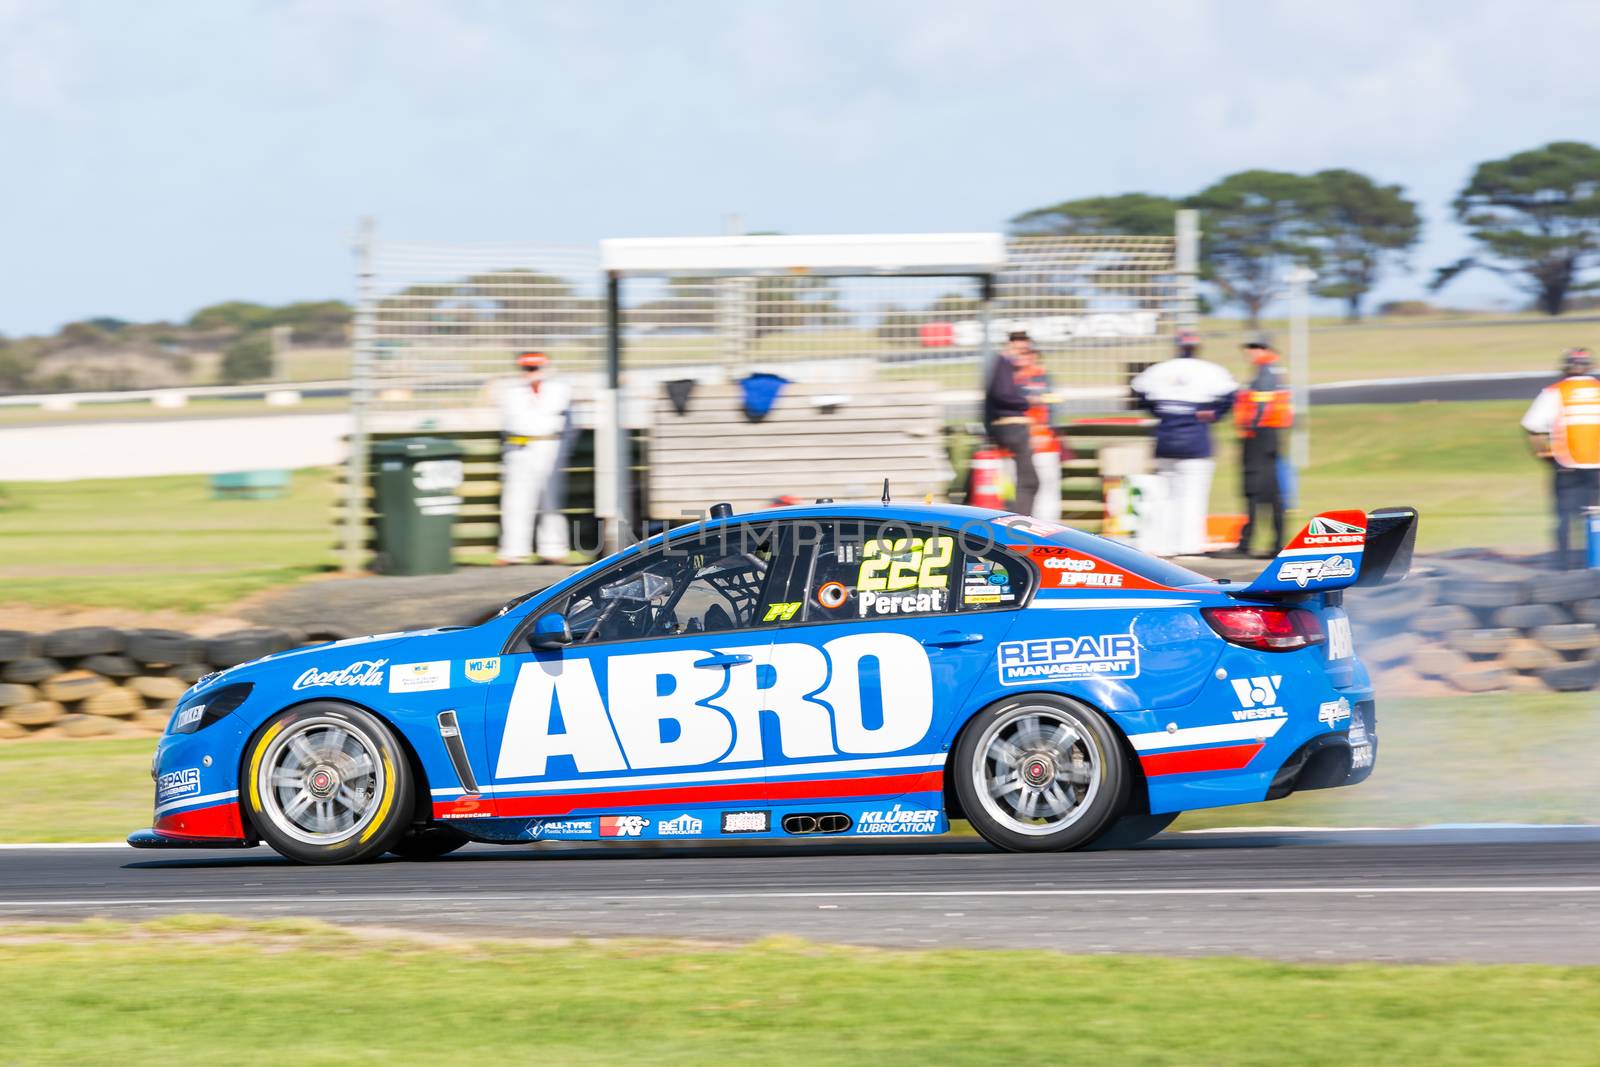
372 437 465 575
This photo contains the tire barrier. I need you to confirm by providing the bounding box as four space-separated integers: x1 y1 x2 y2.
0 626 310 742
1347 557 1600 695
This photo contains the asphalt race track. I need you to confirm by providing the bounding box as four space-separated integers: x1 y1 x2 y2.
3 827 1597 964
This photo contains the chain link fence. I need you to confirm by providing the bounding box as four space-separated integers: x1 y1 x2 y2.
358 231 1190 421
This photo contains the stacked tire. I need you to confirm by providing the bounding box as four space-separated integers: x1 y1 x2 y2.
0 626 308 741
1346 559 1600 695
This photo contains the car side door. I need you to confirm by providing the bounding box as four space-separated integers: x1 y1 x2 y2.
755 520 1032 806
475 524 803 832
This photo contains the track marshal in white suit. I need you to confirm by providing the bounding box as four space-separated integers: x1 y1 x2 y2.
496 350 573 564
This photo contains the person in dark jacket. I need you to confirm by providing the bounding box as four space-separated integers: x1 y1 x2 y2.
985 331 1040 514
1233 340 1292 556
1128 331 1239 555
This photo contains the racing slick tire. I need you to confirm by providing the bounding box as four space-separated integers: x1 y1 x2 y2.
243 703 414 865
388 825 471 860
953 695 1130 853
1086 811 1181 850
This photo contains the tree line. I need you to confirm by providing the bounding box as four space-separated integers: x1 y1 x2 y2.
0 300 351 392
1011 140 1600 325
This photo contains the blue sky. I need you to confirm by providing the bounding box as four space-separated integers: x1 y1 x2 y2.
4 0 1599 336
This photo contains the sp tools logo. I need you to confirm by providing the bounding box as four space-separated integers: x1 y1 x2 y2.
600 815 650 837
1318 697 1353 727
1230 676 1285 720
1276 555 1356 588
464 657 501 684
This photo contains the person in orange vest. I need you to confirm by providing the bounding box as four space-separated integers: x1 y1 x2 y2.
1521 347 1600 569
1232 339 1293 556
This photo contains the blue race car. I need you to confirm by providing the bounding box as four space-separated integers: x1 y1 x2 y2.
130 502 1415 864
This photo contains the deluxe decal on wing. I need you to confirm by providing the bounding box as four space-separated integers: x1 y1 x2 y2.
494 632 936 780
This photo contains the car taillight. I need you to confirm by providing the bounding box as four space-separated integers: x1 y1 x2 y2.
1201 606 1326 652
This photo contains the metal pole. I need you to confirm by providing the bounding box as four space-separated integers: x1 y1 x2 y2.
1285 265 1316 469
978 273 996 394
1174 209 1200 333
342 216 376 574
605 270 630 552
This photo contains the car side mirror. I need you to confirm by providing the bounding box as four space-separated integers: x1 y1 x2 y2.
528 613 573 650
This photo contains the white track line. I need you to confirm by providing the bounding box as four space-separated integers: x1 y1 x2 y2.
0 843 131 850
3 886 1600 909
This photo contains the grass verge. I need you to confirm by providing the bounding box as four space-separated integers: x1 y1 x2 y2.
1207 399 1550 552
0 469 334 613
3 692 1593 845
1 918 1597 1065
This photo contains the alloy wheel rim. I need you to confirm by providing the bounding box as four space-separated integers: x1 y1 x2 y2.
258 717 384 846
972 705 1100 836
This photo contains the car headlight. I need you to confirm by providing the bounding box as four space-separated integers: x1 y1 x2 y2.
169 683 253 735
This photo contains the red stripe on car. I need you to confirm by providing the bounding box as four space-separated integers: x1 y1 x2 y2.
432 770 945 820
1139 743 1263 777
155 800 246 840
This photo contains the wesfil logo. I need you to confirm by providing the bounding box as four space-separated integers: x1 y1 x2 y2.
1230 676 1285 720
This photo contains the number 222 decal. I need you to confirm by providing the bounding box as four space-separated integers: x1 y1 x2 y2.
857 537 953 592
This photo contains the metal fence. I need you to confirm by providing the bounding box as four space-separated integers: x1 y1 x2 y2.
356 226 1194 423
359 235 605 418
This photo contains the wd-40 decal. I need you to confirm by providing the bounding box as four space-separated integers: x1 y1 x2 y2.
1020 546 1171 592
997 633 1140 685
465 657 501 683
494 633 935 780
857 536 953 592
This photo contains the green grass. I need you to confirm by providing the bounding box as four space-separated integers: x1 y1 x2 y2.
0 470 335 613
4 693 1593 845
0 740 154 843
1207 399 1549 552
0 918 1596 1066
1210 312 1593 384
1174 691 1600 830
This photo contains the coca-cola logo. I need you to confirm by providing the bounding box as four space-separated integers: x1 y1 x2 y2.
1042 557 1095 571
293 659 388 691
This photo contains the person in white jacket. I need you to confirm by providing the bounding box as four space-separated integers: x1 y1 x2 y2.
496 351 573 564
1128 331 1240 556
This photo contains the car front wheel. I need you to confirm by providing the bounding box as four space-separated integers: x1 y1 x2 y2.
243 703 414 865
954 695 1129 853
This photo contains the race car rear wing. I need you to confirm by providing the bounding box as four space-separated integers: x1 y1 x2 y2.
1233 507 1417 597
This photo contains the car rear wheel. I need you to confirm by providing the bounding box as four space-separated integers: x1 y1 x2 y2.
954 695 1128 853
388 825 470 860
244 703 413 865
